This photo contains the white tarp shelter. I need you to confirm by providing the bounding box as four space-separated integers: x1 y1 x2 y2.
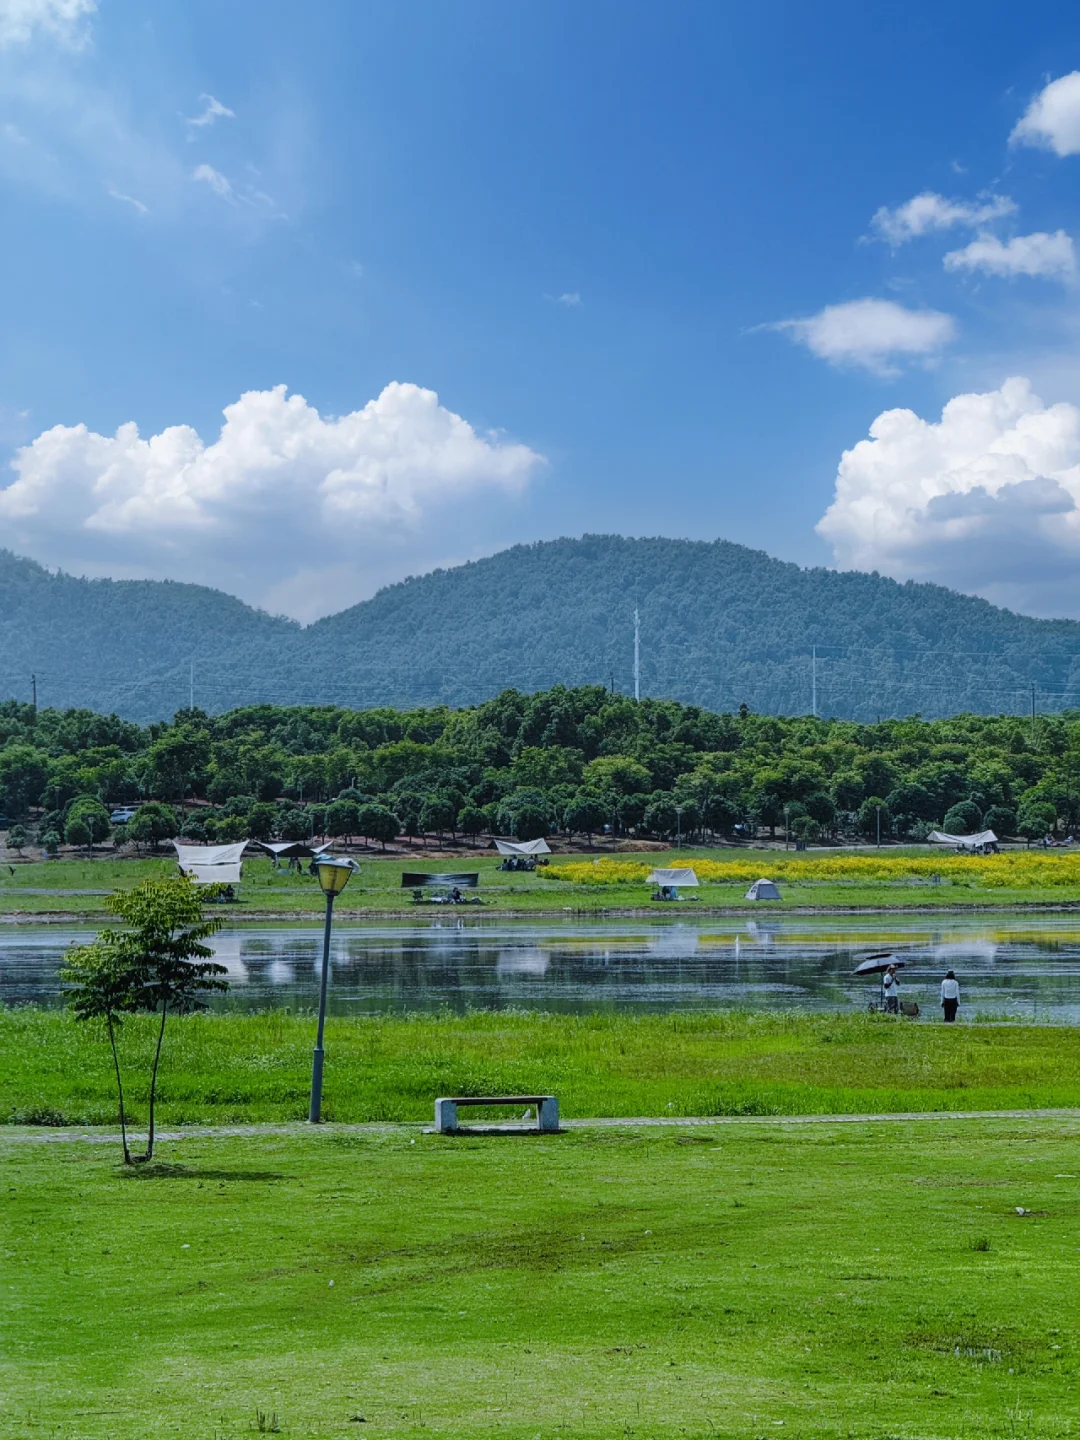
647 868 699 887
494 838 551 856
927 829 998 848
173 840 247 887
257 841 332 860
745 877 781 901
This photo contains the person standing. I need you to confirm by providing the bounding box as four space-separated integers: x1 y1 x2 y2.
940 970 960 1023
882 963 900 1014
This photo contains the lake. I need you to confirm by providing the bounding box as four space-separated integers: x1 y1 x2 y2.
4 914 1080 1020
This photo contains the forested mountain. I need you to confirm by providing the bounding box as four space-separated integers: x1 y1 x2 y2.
5 537 1080 722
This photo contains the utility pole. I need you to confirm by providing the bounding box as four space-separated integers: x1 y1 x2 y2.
1031 682 1037 747
189 661 195 711
811 646 817 718
876 805 882 849
30 674 36 712
633 608 641 702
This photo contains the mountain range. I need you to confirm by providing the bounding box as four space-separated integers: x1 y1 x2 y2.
4 537 1080 723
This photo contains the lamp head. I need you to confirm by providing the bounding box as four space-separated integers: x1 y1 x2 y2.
315 857 354 897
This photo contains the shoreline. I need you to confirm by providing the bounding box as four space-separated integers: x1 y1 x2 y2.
6 898 1080 924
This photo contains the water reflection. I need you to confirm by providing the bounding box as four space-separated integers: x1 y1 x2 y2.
4 915 1080 1021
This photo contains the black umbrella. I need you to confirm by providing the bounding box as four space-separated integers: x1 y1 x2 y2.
852 953 907 976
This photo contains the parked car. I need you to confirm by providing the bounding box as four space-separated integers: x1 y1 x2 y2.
109 807 139 824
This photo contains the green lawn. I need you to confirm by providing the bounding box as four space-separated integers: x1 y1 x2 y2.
2 851 1078 917
3 1119 1079 1438
7 1009 1080 1127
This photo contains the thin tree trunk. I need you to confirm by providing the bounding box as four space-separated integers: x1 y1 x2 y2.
139 1001 169 1163
106 1016 132 1165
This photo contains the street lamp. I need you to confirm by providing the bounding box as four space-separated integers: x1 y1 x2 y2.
308 856 354 1124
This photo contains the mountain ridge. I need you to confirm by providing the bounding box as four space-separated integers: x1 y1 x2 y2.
3 537 1080 722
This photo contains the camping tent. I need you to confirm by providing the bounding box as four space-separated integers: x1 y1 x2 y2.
745 877 781 901
647 868 699 887
494 838 551 856
256 841 332 861
927 829 998 848
173 840 247 887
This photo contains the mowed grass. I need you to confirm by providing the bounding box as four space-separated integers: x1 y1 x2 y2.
2 850 1079 917
3 1120 1080 1438
7 1009 1080 1127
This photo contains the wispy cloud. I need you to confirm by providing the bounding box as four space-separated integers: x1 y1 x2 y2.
869 191 1015 246
762 298 956 376
943 230 1076 282
184 93 235 138
106 184 148 216
192 162 235 202
0 0 95 50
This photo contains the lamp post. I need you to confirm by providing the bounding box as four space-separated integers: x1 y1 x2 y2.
309 856 354 1124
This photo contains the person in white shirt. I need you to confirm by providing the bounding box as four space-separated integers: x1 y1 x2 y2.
882 964 899 1014
940 970 960 1023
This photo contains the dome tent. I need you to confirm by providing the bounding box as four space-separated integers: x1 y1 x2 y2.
745 877 781 901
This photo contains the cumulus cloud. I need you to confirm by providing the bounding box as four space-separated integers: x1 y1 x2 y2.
1010 71 1080 156
0 382 544 620
0 0 94 48
185 94 235 136
817 377 1080 617
870 191 1015 246
943 230 1076 281
767 298 956 375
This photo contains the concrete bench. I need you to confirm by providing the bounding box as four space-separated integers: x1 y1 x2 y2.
434 1094 559 1134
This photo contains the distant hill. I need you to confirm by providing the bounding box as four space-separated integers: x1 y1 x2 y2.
4 537 1080 722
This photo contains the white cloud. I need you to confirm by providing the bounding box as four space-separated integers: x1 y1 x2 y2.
106 184 148 216
557 292 581 307
0 382 544 619
870 191 1015 246
817 377 1080 617
185 94 235 136
192 162 234 201
1010 72 1080 156
0 0 94 48
943 230 1076 281
767 298 956 375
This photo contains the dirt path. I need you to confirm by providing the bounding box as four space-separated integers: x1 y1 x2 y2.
4 1108 1080 1146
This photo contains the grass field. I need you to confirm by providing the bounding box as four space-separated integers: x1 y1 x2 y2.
3 1118 1079 1438
2 849 1080 918
7 1009 1080 1127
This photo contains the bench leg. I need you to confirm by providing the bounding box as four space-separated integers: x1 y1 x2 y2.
434 1099 458 1133
538 1097 559 1132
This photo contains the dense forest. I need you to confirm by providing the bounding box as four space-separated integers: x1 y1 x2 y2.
1 685 1077 853
6 537 1080 722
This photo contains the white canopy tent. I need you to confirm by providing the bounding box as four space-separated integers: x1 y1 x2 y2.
927 829 998 848
647 868 699 887
494 838 551 856
173 841 247 887
256 841 332 860
745 877 781 901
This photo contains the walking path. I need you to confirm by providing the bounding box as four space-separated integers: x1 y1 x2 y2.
3 1107 1080 1145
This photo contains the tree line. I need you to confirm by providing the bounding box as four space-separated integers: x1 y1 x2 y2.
0 686 1075 851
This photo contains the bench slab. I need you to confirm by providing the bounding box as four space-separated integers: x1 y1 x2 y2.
434 1095 559 1134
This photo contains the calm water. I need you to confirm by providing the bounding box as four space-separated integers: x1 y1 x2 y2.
4 915 1080 1020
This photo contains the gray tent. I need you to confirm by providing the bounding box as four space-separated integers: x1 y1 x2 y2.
745 877 781 901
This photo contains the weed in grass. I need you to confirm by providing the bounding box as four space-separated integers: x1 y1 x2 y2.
970 1235 993 1251
253 1410 281 1434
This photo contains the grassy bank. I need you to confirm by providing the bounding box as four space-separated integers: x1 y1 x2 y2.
2 848 1080 918
6 1009 1080 1127
4 1120 1079 1438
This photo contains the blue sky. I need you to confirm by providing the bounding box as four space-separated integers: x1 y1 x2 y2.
4 1 1080 620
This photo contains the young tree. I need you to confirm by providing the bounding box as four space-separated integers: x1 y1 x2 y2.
42 829 61 857
356 802 399 850
128 802 179 852
457 805 487 846
7 823 27 855
61 877 227 1164
64 815 93 857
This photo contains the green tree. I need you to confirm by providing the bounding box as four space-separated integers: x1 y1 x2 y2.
67 795 112 845
982 804 1017 837
857 796 890 841
61 877 227 1163
64 815 93 857
42 829 61 856
564 794 606 843
325 798 360 843
356 802 399 849
7 824 27 854
1018 800 1056 843
0 744 49 817
246 802 279 842
457 805 487 845
943 800 982 835
128 802 179 851
419 795 456 841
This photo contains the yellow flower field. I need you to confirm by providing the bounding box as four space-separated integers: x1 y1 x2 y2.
545 853 1080 889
